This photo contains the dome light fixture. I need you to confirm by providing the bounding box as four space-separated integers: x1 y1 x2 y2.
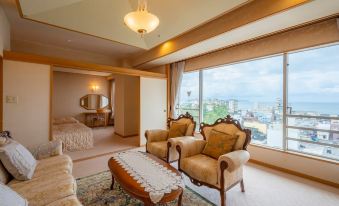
124 0 159 37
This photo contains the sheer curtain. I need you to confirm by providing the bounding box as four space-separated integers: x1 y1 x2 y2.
170 61 185 118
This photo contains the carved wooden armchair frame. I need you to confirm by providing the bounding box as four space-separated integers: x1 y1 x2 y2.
145 112 196 162
176 115 251 206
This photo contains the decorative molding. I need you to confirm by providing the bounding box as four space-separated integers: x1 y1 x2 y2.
3 51 166 78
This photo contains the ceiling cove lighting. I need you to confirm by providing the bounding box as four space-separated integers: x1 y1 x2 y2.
124 0 159 37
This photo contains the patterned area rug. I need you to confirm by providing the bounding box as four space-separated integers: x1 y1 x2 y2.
77 171 214 206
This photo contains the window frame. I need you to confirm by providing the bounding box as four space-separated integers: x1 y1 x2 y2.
178 42 339 163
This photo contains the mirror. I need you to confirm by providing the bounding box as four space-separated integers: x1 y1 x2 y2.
80 94 109 110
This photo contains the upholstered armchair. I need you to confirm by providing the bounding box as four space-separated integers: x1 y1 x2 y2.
176 115 251 206
145 112 196 162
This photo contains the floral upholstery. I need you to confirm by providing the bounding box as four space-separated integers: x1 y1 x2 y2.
0 135 82 206
145 113 196 162
181 154 218 186
146 141 168 159
9 173 77 206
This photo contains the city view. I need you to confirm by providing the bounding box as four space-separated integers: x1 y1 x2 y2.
178 44 339 160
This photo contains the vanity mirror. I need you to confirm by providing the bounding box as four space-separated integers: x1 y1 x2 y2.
80 94 109 110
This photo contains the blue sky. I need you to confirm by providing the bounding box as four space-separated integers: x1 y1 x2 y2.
180 44 339 104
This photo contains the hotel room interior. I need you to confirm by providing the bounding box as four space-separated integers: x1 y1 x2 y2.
0 0 338 206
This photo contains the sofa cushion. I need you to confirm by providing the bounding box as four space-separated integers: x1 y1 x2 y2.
0 182 28 206
8 173 77 206
168 122 187 139
181 154 218 186
202 129 238 159
0 161 11 184
0 140 37 180
147 141 168 159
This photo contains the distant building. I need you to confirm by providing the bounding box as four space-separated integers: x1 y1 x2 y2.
228 99 238 113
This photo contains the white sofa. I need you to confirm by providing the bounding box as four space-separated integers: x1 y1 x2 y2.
0 138 81 206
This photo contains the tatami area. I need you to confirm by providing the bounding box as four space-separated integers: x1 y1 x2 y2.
66 126 139 162
72 146 339 206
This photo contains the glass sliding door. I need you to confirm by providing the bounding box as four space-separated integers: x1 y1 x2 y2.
202 56 284 148
287 44 339 160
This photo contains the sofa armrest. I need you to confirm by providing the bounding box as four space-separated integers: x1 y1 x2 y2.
176 138 206 159
218 150 250 173
145 129 169 143
35 140 63 160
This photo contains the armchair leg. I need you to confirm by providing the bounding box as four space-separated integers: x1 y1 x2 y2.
240 179 245 192
220 188 226 206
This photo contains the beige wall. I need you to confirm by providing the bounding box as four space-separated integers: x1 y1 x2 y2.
247 145 339 185
0 6 10 56
3 60 50 149
114 74 139 137
53 71 109 122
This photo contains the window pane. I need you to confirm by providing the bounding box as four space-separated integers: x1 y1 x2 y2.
178 71 200 126
288 45 339 116
288 140 339 161
287 45 339 158
202 56 283 148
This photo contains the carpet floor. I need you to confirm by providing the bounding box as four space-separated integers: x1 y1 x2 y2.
76 171 213 206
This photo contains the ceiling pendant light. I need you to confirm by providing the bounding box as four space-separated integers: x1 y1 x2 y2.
124 0 159 37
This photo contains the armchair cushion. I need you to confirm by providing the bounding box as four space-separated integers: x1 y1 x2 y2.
147 141 168 159
202 129 238 159
176 138 206 159
181 154 218 186
218 150 250 173
145 130 168 143
168 122 187 139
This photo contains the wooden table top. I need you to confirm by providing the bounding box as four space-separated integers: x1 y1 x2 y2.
108 152 183 205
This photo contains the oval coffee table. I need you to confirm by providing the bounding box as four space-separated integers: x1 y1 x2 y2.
108 152 183 206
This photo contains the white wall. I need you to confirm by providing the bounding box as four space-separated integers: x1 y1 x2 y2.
0 6 10 56
3 60 50 149
248 145 339 184
140 77 167 146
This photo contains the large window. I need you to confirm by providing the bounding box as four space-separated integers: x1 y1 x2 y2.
287 45 339 160
178 43 339 161
203 56 283 148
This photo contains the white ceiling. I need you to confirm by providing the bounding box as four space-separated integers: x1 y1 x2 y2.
0 0 144 59
17 0 249 50
142 0 339 68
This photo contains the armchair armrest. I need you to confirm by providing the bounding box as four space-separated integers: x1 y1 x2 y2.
176 138 207 159
35 140 63 160
145 129 169 143
218 150 250 173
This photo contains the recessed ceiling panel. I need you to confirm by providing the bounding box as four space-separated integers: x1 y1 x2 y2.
18 0 249 49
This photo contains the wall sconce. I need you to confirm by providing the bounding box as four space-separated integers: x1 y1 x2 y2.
91 85 99 93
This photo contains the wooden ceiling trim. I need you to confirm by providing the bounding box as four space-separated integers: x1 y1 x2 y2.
3 51 166 78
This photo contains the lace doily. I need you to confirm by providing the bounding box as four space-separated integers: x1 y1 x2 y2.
112 151 185 203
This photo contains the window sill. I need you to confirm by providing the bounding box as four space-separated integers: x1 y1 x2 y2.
249 143 339 165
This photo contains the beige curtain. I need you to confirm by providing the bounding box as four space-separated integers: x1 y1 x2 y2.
170 61 185 118
110 80 115 119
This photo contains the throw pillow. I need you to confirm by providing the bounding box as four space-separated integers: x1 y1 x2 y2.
202 129 238 159
0 141 37 180
168 122 187 139
0 183 28 206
